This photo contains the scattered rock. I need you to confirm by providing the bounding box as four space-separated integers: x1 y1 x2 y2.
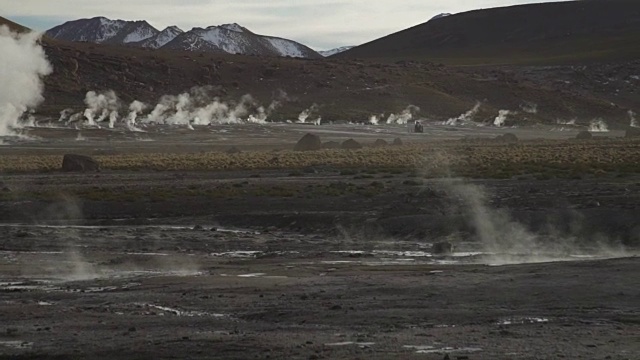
576 131 593 140
495 133 519 143
432 241 454 255
226 146 242 154
392 138 404 146
341 138 363 150
294 133 322 151
62 154 100 172
322 141 341 149
372 139 388 147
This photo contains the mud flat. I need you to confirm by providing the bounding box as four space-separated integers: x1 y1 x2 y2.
0 125 638 359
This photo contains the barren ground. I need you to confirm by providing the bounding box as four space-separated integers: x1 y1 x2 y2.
0 124 638 360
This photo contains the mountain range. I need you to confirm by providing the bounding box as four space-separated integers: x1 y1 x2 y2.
46 17 322 58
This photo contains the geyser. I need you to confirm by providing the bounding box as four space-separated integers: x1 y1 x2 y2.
0 26 52 136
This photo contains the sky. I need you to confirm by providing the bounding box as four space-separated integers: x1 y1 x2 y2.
5 0 569 50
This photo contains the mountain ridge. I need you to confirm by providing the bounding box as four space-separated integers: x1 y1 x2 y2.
337 0 640 65
46 16 321 58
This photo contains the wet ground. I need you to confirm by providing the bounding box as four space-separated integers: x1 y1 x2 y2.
0 124 638 359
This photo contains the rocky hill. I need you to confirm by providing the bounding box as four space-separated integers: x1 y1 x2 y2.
46 17 321 58
338 0 640 65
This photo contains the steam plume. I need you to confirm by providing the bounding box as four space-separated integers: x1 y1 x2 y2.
387 105 420 124
83 90 120 127
446 102 481 125
0 26 52 136
629 110 638 128
588 118 609 132
493 110 512 127
520 102 538 114
298 104 319 123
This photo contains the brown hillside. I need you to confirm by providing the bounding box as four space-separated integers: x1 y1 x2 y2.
337 0 640 65
2 16 638 127
0 16 31 33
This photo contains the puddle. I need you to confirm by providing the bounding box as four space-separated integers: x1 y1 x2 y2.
498 317 549 325
404 345 482 354
142 304 226 317
210 251 262 258
0 341 33 349
325 342 375 347
237 273 266 278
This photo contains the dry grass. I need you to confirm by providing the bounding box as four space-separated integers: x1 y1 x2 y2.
1 139 639 178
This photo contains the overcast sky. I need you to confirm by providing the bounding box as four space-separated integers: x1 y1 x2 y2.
6 0 569 50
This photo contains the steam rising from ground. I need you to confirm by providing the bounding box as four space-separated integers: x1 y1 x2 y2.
588 118 609 132
520 102 538 114
0 26 52 136
298 103 320 124
446 102 481 125
67 87 291 128
493 110 513 127
387 105 420 124
441 178 627 265
629 110 638 128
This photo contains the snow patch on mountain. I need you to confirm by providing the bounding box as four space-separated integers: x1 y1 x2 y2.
430 13 452 21
140 26 183 49
96 17 126 42
220 23 245 33
266 37 306 58
319 46 354 57
123 24 157 43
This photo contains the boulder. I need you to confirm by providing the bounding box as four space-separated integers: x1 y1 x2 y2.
294 133 322 151
372 139 388 147
576 131 593 140
392 138 404 146
431 241 454 255
61 154 100 172
322 141 341 149
625 127 640 138
341 138 363 150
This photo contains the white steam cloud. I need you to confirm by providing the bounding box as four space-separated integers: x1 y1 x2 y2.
520 102 538 114
629 110 638 128
557 118 577 126
0 26 52 136
446 102 481 125
493 110 514 127
298 103 319 123
588 118 609 132
387 105 420 124
83 90 120 127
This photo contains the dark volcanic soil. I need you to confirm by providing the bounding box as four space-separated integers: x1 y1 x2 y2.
0 168 638 359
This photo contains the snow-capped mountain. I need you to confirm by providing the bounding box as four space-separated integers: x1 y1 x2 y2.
137 26 184 49
429 13 452 21
319 46 355 57
47 17 158 44
46 17 321 58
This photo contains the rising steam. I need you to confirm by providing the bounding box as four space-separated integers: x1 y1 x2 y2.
445 102 481 125
493 110 513 127
588 118 609 132
298 103 319 123
0 26 52 136
387 105 420 124
629 110 638 128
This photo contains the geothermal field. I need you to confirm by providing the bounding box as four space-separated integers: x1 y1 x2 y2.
1 16 640 360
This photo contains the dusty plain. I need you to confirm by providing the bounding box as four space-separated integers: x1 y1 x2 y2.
0 123 639 360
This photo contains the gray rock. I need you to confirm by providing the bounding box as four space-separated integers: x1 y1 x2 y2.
62 154 100 172
294 133 322 151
